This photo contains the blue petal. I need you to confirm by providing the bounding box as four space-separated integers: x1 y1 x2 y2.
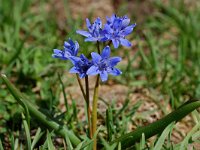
108 68 122 76
76 30 91 37
69 67 79 73
91 52 101 64
104 24 113 34
113 18 122 30
52 49 67 60
69 56 80 65
95 17 102 28
68 38 74 45
79 54 91 65
53 49 62 54
86 18 91 28
120 38 132 47
112 39 120 48
74 41 79 56
109 57 122 67
80 73 86 78
122 23 136 36
86 66 99 76
85 37 98 42
64 51 72 58
100 71 108 82
64 41 70 47
101 46 110 59
122 18 130 28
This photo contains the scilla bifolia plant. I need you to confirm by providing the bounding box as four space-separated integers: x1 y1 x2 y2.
2 14 200 150
52 14 136 149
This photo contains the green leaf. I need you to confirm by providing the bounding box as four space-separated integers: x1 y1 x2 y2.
1 74 81 146
111 99 200 149
47 131 55 150
22 113 31 150
180 122 200 149
31 128 44 150
139 133 145 150
0 139 4 150
154 122 174 150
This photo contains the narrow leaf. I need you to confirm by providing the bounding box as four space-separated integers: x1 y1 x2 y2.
111 99 200 149
1 74 81 146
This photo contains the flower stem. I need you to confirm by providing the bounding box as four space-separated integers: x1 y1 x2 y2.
85 75 92 138
92 75 100 150
76 74 86 100
97 41 101 54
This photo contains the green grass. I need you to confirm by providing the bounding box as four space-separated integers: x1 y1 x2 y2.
0 0 200 149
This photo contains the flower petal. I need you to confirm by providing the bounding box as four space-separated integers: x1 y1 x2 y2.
112 39 120 48
53 49 62 54
69 67 79 73
109 57 122 67
95 17 102 28
86 18 91 28
120 38 132 47
64 41 70 47
80 73 86 78
91 52 101 64
85 37 97 42
122 23 136 36
122 18 130 28
86 66 99 76
64 51 72 58
100 71 108 82
108 68 122 76
68 56 80 65
101 46 110 59
74 41 79 55
76 30 91 37
113 18 122 30
104 24 113 34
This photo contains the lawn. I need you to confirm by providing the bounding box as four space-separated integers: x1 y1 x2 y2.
0 0 200 149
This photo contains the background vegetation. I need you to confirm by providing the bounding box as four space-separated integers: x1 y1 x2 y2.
0 0 200 149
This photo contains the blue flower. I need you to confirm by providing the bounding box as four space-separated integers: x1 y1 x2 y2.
76 17 107 42
87 46 122 82
69 54 93 78
103 14 136 48
52 38 79 60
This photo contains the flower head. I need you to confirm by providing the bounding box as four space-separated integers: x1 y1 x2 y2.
103 14 136 48
69 54 93 78
76 17 107 42
87 46 122 82
52 38 79 60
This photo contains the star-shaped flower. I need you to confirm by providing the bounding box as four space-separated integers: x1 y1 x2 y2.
76 17 107 42
69 54 93 78
52 38 79 60
103 14 136 48
87 46 122 82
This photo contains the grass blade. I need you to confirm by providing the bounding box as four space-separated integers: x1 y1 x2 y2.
1 74 81 146
154 122 174 150
22 113 31 150
0 139 4 150
47 131 55 150
31 128 44 150
111 99 200 149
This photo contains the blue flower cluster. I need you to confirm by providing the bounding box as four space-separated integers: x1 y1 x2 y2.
77 14 136 48
52 14 136 82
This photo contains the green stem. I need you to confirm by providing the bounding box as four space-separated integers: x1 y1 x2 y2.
92 75 100 150
111 99 200 149
85 75 92 138
76 74 86 100
1 74 81 146
97 41 100 54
